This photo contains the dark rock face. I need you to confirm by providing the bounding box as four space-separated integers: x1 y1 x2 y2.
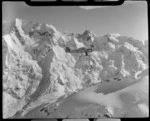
2 18 148 118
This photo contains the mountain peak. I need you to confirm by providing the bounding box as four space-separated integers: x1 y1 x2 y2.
3 18 148 118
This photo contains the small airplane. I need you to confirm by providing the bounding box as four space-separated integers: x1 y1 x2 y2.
65 47 93 56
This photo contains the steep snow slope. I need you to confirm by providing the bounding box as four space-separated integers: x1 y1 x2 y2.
38 76 148 118
2 18 148 118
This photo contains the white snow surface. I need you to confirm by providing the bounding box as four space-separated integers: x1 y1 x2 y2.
2 18 149 118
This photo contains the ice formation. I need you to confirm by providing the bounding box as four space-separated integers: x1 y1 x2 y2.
2 18 149 118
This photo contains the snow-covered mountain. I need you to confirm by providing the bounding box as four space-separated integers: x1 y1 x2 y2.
2 18 149 118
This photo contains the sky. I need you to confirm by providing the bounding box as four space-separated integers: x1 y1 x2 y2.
2 1 148 41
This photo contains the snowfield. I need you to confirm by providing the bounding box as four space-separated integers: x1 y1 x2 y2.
2 18 149 118
37 76 148 118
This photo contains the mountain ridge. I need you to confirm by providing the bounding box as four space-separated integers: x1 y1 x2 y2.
2 18 148 118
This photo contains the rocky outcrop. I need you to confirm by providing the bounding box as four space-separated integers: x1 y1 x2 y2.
2 18 148 118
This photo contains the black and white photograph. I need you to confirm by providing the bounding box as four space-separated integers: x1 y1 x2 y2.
2 0 149 119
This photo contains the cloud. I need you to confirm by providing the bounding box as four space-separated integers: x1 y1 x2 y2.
79 1 143 10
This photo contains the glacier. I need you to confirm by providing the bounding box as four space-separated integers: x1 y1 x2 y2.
2 18 149 118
